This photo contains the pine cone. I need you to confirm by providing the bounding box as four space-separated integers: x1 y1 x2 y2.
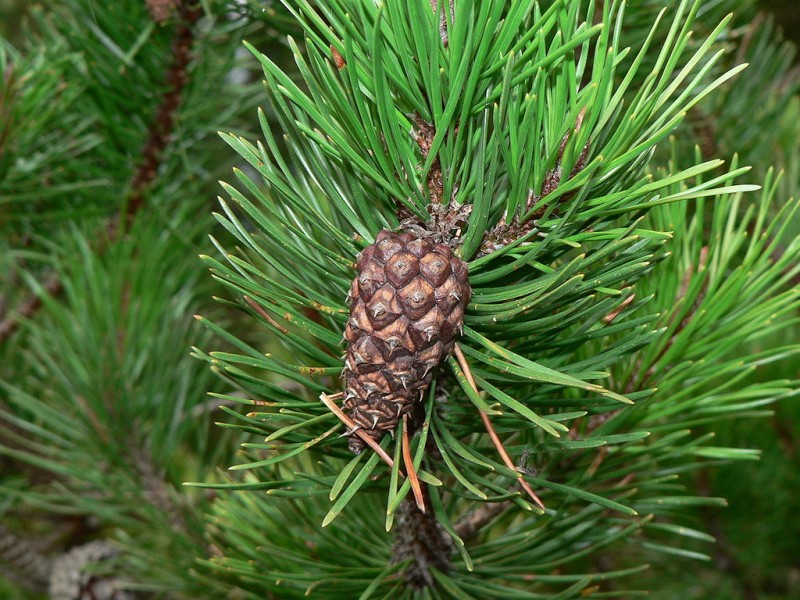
49 541 135 600
343 230 470 453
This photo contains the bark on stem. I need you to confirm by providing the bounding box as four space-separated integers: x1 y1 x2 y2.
391 492 453 589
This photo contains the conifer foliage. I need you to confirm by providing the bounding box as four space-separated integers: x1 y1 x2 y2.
1 0 800 599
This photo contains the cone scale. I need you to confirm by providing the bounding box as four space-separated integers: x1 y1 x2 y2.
343 230 471 453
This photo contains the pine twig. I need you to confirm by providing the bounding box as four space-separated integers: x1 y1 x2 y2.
390 490 453 590
479 109 589 256
430 0 454 48
130 442 188 532
126 1 202 224
453 343 545 510
49 540 135 600
400 115 472 246
0 525 137 599
566 246 711 471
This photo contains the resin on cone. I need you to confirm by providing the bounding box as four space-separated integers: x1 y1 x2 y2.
343 230 471 453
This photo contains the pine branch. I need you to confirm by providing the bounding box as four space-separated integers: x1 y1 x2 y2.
0 2 202 346
478 109 590 256
399 114 472 245
429 0 453 48
453 501 510 541
626 245 710 394
0 524 137 600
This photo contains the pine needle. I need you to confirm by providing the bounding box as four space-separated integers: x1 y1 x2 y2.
402 413 426 513
453 343 546 510
319 391 395 468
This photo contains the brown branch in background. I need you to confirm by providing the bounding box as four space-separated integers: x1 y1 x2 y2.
563 247 711 451
0 525 52 594
735 13 763 67
0 62 19 165
561 256 706 469
0 8 204 583
633 245 709 393
146 0 180 24
564 246 711 458
552 291 636 438
0 4 201 346
687 106 719 159
126 1 202 225
0 273 62 344
0 524 137 599
454 500 510 541
580 409 620 440
772 413 799 459
130 442 188 532
696 470 759 600
49 540 135 600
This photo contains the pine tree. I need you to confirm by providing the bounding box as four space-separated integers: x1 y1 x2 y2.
1 1 800 599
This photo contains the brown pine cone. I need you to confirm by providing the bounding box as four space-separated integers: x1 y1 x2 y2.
343 230 470 453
